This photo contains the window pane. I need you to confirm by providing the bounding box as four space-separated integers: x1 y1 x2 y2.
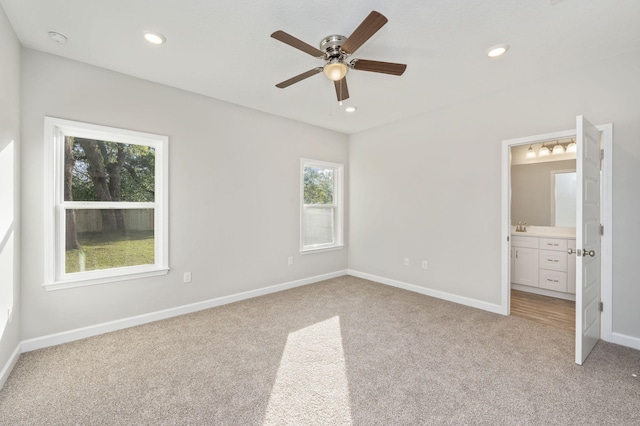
304 167 334 204
302 207 335 247
65 209 154 273
64 136 155 202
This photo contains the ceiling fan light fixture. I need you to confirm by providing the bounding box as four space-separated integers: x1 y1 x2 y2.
323 61 348 81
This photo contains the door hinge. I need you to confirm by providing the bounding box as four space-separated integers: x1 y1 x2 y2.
599 301 604 312
600 149 604 160
600 224 604 235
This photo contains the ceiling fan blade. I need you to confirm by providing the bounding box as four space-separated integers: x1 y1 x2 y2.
352 59 407 76
341 11 388 55
334 78 350 102
275 68 323 88
271 30 325 58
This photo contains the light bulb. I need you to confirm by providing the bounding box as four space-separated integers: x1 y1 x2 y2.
525 145 536 159
552 143 565 155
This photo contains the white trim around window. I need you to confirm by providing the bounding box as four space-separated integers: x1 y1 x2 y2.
300 158 344 254
44 117 169 290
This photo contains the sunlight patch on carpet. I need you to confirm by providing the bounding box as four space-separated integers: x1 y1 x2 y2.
263 316 352 425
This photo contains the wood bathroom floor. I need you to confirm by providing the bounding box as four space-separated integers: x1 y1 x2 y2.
511 290 575 331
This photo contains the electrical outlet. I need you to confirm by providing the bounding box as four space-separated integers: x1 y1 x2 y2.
422 260 428 270
183 272 192 283
404 258 409 266
288 256 294 266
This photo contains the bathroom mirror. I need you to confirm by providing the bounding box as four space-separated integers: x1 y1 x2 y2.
511 159 576 226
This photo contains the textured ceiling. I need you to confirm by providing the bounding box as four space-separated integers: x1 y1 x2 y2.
2 0 640 134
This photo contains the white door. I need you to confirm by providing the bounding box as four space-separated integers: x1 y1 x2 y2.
575 115 602 365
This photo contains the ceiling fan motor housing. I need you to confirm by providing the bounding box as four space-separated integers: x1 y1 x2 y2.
320 35 348 60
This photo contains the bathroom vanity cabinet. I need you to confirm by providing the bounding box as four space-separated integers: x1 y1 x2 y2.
511 234 576 299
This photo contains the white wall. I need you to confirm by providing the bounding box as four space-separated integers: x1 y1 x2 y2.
349 49 640 342
20 49 348 340
0 5 20 383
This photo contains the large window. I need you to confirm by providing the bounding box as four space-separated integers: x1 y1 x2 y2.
300 159 344 253
44 117 168 289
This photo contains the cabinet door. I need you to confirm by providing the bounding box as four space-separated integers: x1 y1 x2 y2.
513 247 539 287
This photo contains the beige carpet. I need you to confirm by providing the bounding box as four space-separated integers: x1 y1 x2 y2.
1 276 639 425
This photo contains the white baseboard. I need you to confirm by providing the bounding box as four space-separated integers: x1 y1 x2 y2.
21 270 348 353
347 271 640 352
611 332 640 351
11 268 639 378
348 269 504 315
0 343 21 389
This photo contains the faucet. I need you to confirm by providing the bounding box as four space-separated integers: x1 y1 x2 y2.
516 221 527 232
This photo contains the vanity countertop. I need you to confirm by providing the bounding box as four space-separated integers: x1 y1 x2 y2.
511 226 576 239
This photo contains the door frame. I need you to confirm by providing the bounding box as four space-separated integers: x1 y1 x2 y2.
500 123 613 343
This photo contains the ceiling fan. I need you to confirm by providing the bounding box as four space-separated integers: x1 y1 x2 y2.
271 11 407 102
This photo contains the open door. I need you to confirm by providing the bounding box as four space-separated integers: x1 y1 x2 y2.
575 115 602 365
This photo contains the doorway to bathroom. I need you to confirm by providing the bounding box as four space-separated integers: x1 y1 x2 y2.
501 116 613 364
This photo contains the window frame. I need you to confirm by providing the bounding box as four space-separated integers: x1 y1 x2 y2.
300 158 344 254
44 117 169 290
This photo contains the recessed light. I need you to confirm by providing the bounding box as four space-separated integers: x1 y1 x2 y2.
345 106 357 113
487 44 509 58
144 31 166 45
48 31 68 44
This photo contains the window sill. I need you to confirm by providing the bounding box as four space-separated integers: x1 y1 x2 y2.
300 245 345 255
44 267 170 291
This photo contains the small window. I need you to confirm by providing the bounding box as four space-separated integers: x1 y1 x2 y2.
300 159 344 253
44 117 168 289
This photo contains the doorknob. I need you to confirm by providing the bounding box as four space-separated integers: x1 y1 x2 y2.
567 248 575 254
577 249 596 257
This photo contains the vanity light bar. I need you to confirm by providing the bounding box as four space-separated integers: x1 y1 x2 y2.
526 139 576 158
